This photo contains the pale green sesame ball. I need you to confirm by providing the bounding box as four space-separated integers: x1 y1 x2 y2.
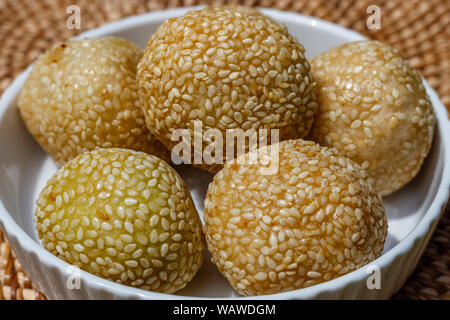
35 148 204 293
204 139 387 296
18 37 170 165
137 6 317 172
309 41 435 196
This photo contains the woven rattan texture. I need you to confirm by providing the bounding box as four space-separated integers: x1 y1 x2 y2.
0 0 449 300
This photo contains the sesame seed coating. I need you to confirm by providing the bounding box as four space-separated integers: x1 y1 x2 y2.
309 41 435 196
18 37 170 165
137 6 317 172
35 148 204 293
204 139 387 296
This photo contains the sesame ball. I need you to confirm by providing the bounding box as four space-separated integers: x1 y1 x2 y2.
204 139 387 296
309 41 435 196
35 148 204 293
137 6 317 172
18 37 170 165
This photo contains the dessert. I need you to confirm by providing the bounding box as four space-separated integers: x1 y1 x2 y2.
18 37 170 165
137 6 317 172
204 139 387 296
35 148 204 293
309 41 435 195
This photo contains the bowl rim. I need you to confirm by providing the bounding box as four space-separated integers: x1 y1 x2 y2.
0 6 449 300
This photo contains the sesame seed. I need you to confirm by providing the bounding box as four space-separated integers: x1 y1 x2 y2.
74 244 85 252
124 198 137 206
307 271 321 278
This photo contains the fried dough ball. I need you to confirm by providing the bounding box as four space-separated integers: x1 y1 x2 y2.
137 6 317 172
18 37 170 165
35 148 204 293
309 41 435 195
204 139 387 296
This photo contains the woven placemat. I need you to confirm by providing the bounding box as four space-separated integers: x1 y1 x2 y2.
0 0 449 300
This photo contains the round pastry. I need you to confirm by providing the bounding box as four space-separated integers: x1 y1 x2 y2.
204 139 387 296
137 6 317 172
35 148 204 293
309 40 435 196
18 36 170 165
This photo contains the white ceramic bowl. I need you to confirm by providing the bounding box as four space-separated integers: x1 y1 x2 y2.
0 7 449 300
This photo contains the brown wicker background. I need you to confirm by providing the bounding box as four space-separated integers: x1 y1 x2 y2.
0 0 449 300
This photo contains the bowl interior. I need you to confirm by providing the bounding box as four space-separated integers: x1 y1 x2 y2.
0 7 446 298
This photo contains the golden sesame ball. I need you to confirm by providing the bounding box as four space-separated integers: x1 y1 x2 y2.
18 37 170 165
35 148 204 293
137 6 317 172
309 41 435 196
204 139 387 296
